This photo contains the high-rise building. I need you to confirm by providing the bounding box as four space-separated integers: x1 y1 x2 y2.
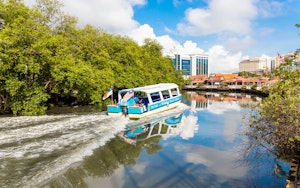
173 54 209 76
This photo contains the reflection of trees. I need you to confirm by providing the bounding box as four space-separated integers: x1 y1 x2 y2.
46 168 89 188
82 138 143 176
141 136 162 155
43 132 163 187
238 129 289 182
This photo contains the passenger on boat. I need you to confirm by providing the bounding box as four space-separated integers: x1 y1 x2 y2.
134 96 139 103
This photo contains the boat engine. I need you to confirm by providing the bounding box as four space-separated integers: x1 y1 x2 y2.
121 106 128 116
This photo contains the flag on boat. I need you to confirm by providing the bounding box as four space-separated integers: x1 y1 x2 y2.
102 88 113 100
123 90 134 102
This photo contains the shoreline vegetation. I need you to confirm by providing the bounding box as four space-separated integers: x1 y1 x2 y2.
0 0 185 116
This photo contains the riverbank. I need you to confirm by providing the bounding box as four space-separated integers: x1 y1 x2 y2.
183 86 300 187
286 153 300 188
182 86 269 97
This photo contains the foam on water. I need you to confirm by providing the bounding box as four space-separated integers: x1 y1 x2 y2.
0 104 190 188
0 113 128 188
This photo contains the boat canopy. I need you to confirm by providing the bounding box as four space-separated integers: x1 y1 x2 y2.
118 83 179 94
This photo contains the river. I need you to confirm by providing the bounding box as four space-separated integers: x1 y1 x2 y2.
0 91 290 188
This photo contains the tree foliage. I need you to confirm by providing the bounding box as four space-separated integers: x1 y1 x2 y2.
247 59 300 156
0 0 184 115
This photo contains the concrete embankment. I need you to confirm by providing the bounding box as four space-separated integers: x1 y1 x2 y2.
182 86 269 97
286 154 300 188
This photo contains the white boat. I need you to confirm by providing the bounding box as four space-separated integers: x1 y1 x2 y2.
107 83 182 119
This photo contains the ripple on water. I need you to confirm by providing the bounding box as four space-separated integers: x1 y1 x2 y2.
0 113 128 188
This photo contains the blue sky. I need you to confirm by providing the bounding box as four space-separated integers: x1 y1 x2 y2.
24 0 300 73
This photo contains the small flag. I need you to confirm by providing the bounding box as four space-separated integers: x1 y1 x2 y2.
102 88 113 100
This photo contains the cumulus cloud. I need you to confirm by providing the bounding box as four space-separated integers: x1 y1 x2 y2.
127 24 156 44
224 35 256 52
23 0 249 74
177 0 258 36
24 0 146 34
127 24 204 56
129 24 245 73
208 45 245 73
62 0 146 34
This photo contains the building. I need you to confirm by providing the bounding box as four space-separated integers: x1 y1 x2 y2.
173 54 209 76
276 52 300 70
239 57 270 73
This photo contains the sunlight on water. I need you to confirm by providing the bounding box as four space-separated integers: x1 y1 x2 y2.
0 113 128 188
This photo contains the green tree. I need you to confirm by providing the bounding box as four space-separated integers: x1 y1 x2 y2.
247 60 300 156
0 0 51 115
0 1 185 115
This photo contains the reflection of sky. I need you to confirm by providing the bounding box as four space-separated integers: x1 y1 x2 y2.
162 101 245 150
28 92 292 188
179 112 198 140
207 101 241 115
175 143 248 180
182 102 245 151
85 94 289 187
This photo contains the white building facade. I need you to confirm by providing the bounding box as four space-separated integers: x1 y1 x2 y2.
173 54 209 76
239 57 272 73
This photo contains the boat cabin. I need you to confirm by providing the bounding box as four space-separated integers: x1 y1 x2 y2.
107 83 181 119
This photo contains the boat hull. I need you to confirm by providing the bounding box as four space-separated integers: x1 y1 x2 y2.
128 100 181 119
107 96 181 119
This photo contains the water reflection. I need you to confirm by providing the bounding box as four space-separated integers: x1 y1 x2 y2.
0 92 291 188
184 91 261 110
118 113 184 145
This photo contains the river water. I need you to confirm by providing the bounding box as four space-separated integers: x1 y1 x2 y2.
0 91 290 188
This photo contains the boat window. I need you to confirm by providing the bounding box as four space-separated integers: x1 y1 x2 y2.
161 90 170 99
132 92 148 104
134 92 147 99
150 92 161 102
171 88 178 97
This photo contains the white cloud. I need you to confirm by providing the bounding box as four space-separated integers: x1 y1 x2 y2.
180 40 205 55
224 35 256 52
127 24 156 45
156 35 181 54
24 0 146 34
127 24 205 56
208 45 245 73
61 0 146 34
163 26 175 34
177 0 258 36
129 24 245 73
257 0 284 18
23 0 250 74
